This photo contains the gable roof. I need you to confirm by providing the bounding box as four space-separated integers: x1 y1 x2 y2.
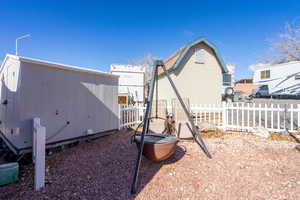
159 37 228 75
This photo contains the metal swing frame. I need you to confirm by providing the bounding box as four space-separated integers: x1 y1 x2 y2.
131 60 212 194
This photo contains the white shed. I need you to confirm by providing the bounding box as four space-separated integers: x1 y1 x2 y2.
0 54 119 154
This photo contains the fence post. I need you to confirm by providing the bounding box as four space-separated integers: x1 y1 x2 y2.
118 104 121 130
298 104 300 131
32 117 46 191
222 102 227 131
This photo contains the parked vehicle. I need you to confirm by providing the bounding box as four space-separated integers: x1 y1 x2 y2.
250 61 300 98
252 85 269 97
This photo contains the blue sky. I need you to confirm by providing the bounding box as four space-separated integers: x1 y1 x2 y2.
1 0 299 79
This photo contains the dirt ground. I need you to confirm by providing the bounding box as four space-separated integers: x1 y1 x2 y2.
0 129 299 200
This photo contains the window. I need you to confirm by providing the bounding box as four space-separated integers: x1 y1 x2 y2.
260 70 270 79
195 48 205 63
223 74 232 86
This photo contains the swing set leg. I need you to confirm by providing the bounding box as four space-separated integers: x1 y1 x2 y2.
159 61 212 158
130 60 212 195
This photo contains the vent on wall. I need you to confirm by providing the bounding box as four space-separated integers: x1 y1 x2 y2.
194 48 205 64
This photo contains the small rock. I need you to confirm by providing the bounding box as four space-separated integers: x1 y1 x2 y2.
253 127 270 138
198 121 216 132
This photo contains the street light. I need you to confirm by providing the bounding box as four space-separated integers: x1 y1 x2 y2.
16 34 31 56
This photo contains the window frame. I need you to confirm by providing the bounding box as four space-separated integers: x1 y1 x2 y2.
260 70 270 79
295 74 300 80
223 73 232 86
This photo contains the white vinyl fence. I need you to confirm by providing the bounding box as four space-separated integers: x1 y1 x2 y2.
191 102 300 133
119 105 145 128
119 102 300 133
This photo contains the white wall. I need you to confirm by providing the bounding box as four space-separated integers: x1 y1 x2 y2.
157 42 223 105
1 57 119 150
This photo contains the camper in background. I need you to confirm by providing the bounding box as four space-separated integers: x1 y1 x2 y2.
111 65 145 105
250 61 300 98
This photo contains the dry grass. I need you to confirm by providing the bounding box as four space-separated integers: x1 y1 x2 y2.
201 129 300 143
268 132 300 143
200 129 231 138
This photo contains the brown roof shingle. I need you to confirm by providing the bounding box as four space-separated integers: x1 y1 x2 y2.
157 46 186 75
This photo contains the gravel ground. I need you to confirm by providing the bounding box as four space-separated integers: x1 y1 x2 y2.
0 129 299 200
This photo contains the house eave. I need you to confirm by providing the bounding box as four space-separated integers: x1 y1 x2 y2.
172 37 228 73
1 54 118 78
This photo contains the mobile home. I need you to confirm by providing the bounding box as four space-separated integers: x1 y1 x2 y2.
251 61 300 95
0 54 119 154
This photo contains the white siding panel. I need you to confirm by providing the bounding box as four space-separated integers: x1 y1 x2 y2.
1 58 119 150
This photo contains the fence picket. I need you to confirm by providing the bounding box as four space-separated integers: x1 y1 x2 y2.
209 104 212 123
199 109 202 125
265 104 267 129
247 103 250 128
259 104 261 127
241 103 244 129
284 104 286 130
290 104 293 131
277 104 280 130
253 103 255 127
271 104 274 130
298 104 300 131
213 104 216 125
231 103 234 126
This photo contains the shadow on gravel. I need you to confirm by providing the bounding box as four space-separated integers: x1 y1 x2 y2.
0 129 186 200
136 145 186 194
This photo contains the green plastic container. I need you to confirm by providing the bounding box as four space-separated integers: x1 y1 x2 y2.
0 162 19 185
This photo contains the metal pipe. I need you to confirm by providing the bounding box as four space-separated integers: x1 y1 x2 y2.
15 34 31 56
156 66 158 118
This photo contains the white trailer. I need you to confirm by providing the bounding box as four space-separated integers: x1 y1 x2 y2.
110 64 145 104
251 61 300 96
0 54 119 154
